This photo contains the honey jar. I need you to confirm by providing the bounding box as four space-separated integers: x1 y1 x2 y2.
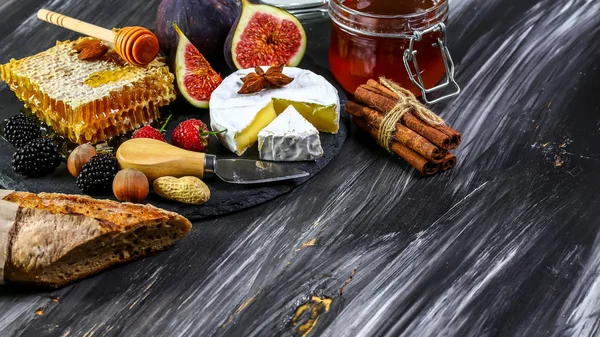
328 0 460 103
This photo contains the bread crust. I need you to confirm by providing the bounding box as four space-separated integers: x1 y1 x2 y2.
3 192 190 230
1 191 192 287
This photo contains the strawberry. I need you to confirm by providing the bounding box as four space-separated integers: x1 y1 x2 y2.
171 119 225 152
132 115 172 141
132 125 164 141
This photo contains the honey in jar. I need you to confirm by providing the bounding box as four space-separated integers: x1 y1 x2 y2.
328 0 460 103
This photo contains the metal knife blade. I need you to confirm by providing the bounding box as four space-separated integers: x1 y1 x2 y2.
213 158 309 184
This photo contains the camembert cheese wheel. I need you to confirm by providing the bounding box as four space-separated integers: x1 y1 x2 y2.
209 67 340 156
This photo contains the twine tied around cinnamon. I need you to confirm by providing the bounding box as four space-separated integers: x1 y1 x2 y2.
376 77 446 151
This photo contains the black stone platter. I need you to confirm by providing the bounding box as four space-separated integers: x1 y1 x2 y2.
0 72 347 221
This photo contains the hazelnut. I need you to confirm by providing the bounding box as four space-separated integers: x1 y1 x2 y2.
112 168 149 203
67 144 97 177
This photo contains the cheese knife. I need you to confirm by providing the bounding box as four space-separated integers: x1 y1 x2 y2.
116 138 309 183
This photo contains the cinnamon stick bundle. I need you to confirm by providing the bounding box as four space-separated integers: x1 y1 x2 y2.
353 118 440 175
356 82 462 150
346 101 447 163
369 80 462 147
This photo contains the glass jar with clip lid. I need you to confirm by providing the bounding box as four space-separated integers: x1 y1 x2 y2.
328 0 460 104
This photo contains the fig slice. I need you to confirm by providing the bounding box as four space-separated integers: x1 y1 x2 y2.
225 0 307 70
173 23 223 108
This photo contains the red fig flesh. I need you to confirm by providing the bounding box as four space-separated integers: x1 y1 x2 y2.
225 0 307 70
174 23 223 108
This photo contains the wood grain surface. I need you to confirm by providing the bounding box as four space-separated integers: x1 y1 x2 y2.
1 0 600 336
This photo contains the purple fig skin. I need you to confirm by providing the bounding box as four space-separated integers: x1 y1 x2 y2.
155 0 240 67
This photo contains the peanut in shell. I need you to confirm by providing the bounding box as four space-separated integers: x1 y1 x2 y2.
153 176 210 205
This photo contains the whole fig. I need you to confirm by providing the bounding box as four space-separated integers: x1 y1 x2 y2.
155 0 240 67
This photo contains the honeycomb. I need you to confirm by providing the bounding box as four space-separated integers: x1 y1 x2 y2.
0 37 176 144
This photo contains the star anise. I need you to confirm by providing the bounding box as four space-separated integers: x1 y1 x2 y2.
238 65 294 94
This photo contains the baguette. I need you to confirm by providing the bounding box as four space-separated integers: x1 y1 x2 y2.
1 191 192 287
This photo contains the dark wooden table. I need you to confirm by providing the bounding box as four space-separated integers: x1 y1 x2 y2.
1 0 600 336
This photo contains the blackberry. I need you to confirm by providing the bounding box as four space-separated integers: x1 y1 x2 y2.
76 154 118 195
12 137 61 176
3 113 41 148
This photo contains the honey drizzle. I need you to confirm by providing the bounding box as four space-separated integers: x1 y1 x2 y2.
84 67 138 88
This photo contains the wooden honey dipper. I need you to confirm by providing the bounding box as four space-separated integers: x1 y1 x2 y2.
37 9 159 66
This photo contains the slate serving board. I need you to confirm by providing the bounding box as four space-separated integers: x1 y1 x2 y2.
0 71 347 221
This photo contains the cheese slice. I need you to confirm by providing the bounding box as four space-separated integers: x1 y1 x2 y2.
258 106 324 162
210 67 340 155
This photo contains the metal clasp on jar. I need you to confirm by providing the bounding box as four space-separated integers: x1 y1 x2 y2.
404 23 460 104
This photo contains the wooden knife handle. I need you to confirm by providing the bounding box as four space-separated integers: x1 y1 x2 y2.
116 138 206 181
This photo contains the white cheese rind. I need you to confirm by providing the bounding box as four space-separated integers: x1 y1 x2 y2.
258 106 324 162
209 67 339 155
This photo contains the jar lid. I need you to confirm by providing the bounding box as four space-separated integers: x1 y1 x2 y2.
329 0 448 37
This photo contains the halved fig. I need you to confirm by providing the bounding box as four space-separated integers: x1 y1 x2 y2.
173 23 223 108
225 0 307 70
